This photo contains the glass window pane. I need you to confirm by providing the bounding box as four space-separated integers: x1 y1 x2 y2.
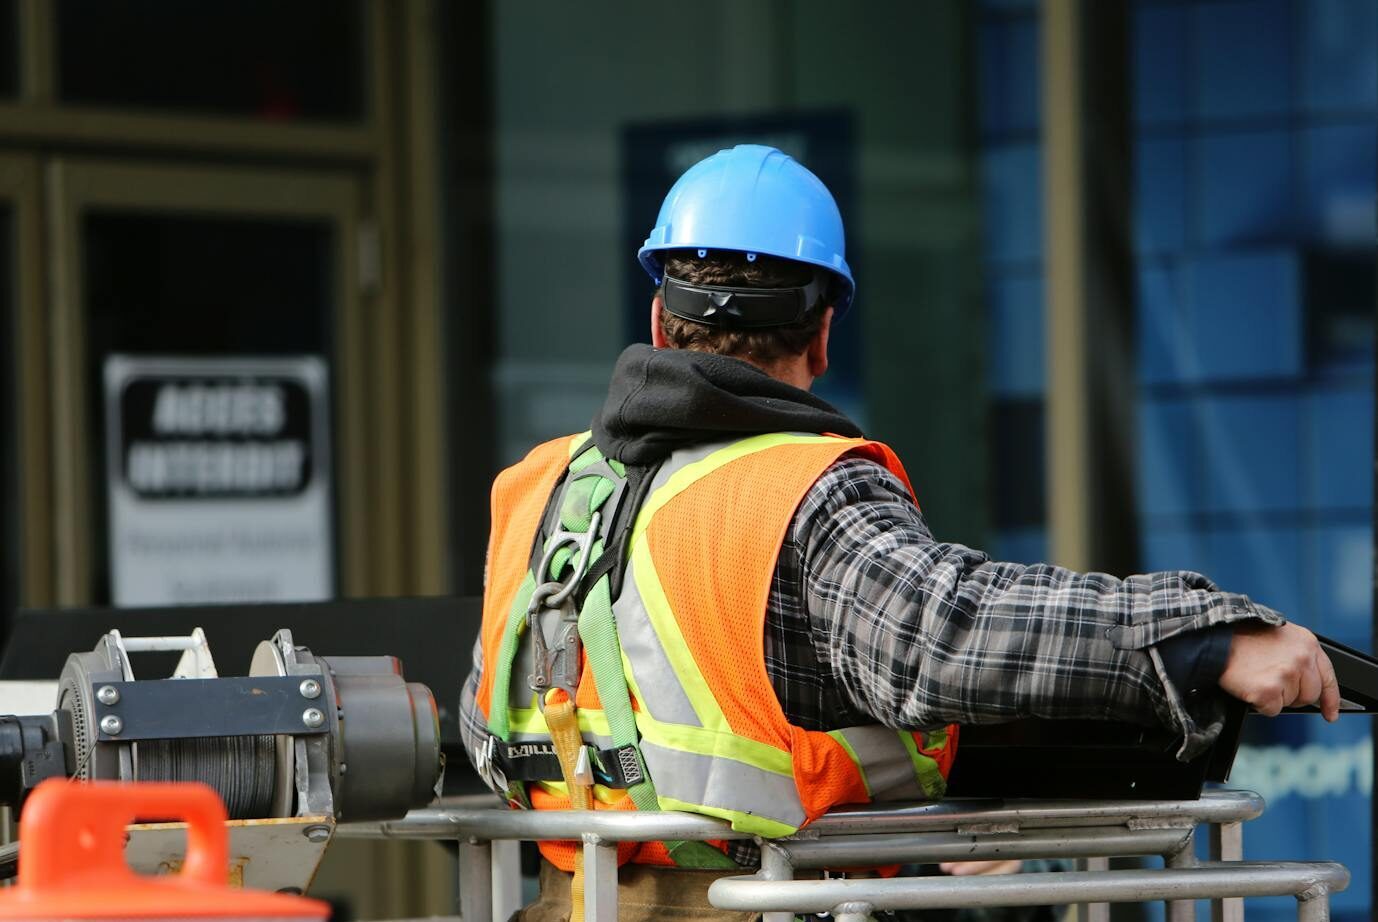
82 212 335 604
0 0 17 99
56 0 365 121
476 0 990 552
1130 2 1375 918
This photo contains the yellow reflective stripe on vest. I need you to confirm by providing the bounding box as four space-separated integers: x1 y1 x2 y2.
510 705 613 741
656 795 798 840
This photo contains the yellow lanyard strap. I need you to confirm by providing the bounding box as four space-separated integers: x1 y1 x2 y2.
544 688 592 919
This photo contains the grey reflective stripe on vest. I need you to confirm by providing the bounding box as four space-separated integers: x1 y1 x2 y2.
832 726 928 801
612 554 702 727
639 740 807 829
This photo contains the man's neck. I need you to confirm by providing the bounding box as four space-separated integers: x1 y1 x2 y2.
747 356 813 392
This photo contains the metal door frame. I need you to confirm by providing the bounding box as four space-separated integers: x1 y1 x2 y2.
45 159 367 604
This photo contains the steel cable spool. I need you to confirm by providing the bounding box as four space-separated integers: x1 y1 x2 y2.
133 736 277 820
0 628 442 824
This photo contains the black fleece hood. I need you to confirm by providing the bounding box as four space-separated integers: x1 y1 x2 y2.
591 344 863 466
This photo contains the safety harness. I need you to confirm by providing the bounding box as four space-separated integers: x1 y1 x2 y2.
478 439 734 920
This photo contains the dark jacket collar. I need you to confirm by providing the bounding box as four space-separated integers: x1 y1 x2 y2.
591 344 862 466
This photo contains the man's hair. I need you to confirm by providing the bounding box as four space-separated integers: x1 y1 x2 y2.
657 250 828 365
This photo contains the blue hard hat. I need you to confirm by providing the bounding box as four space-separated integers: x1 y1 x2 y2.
638 144 856 316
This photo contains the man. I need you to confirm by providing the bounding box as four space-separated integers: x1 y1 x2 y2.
461 144 1339 920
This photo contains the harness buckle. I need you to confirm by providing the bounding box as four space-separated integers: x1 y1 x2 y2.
527 510 602 706
474 735 508 793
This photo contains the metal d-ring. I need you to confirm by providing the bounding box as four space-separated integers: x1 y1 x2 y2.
541 511 602 609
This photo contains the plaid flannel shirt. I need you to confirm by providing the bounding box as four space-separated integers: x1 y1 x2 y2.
460 455 1278 865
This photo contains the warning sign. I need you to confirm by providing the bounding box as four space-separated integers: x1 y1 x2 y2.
105 356 333 606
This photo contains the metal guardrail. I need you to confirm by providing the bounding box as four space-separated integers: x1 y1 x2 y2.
708 863 1350 922
337 790 1348 922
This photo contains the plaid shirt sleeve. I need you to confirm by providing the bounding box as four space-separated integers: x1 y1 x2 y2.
459 636 493 771
796 457 1282 760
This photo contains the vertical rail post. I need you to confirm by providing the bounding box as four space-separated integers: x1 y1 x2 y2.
583 836 620 922
760 841 797 922
492 839 524 921
1081 857 1112 922
458 840 494 922
1297 886 1332 922
1210 822 1245 922
1165 829 1198 922
833 902 876 922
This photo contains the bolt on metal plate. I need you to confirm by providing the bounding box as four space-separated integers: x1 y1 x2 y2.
303 824 332 843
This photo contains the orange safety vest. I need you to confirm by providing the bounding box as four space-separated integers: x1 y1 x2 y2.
476 432 959 870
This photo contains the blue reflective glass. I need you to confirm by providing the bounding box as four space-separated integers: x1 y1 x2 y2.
1137 264 1193 385
1200 393 1304 514
1184 250 1303 383
1132 3 1374 914
990 527 1047 566
987 274 1044 397
1310 387 1375 510
1142 526 1212 574
1206 524 1305 617
1301 122 1377 246
980 145 1043 268
978 19 1040 140
1194 0 1294 120
1135 136 1188 254
1309 524 1374 641
1139 396 1204 518
1197 131 1295 246
1301 0 1378 113
1133 3 1188 125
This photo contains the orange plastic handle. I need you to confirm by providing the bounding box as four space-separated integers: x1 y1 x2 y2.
18 780 229 890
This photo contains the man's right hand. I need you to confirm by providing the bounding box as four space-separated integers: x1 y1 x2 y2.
1218 622 1340 721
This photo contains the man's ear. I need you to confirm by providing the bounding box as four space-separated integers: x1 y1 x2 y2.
807 306 834 378
651 293 670 349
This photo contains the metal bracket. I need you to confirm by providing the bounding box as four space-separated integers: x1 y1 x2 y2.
92 676 332 741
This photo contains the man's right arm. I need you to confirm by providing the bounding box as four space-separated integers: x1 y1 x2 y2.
798 458 1336 759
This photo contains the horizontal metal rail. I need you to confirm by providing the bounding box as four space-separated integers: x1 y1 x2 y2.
802 790 1265 836
777 825 1193 868
338 804 751 843
334 790 1308 922
336 790 1264 844
706 862 1350 915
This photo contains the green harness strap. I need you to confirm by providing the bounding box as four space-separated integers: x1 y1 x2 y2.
486 444 736 870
